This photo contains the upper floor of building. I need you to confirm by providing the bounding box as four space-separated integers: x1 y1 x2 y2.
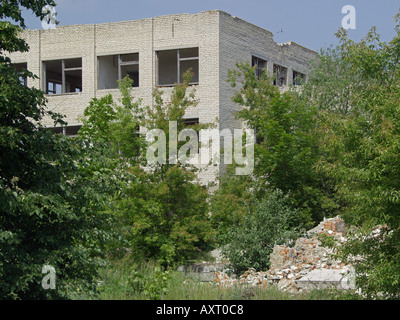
8 10 317 129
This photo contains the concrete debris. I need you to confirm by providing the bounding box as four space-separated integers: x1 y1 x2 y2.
178 263 229 282
296 268 356 290
213 216 356 293
215 269 269 289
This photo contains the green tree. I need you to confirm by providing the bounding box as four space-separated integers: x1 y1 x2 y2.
209 169 253 244
211 62 336 239
302 12 400 299
117 164 215 266
79 76 145 165
80 72 216 267
0 1 114 299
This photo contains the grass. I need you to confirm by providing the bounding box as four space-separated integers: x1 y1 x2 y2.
95 258 359 300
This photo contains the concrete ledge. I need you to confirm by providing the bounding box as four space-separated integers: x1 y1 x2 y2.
177 263 229 282
296 268 356 290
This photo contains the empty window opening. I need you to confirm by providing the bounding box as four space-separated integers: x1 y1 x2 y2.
12 62 28 86
98 53 139 90
157 48 199 87
182 118 200 153
293 71 306 86
48 125 82 137
252 56 267 79
43 58 82 95
183 118 199 127
273 64 288 87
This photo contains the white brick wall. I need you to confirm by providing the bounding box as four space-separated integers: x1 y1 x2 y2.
9 10 316 185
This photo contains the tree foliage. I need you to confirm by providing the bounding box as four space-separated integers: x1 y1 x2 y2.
211 62 337 243
209 169 253 243
222 190 303 275
215 11 400 299
80 72 216 267
299 12 400 299
0 0 114 299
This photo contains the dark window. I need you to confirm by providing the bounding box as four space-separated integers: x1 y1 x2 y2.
48 125 81 137
182 118 200 153
43 58 82 94
183 118 199 127
273 64 288 87
293 70 306 86
252 56 267 79
12 62 28 86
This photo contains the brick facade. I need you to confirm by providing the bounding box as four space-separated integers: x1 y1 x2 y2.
9 10 317 185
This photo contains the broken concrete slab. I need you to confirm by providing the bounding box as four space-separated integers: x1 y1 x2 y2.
296 267 356 290
178 263 229 282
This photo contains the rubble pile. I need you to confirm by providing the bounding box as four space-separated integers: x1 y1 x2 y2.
215 269 269 288
213 217 355 293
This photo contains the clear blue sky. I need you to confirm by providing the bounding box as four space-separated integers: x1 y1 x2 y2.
20 0 400 52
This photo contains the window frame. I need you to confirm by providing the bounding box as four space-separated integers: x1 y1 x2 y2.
156 47 199 87
48 125 82 137
43 58 83 95
252 56 267 80
97 53 140 90
293 70 306 86
12 62 28 86
273 64 288 87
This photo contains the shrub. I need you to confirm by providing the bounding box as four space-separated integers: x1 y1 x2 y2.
222 190 304 275
116 165 216 267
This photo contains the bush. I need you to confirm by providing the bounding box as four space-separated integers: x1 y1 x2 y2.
222 190 304 275
116 165 216 267
210 169 253 244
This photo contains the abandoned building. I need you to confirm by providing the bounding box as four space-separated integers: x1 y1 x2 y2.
9 10 317 184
